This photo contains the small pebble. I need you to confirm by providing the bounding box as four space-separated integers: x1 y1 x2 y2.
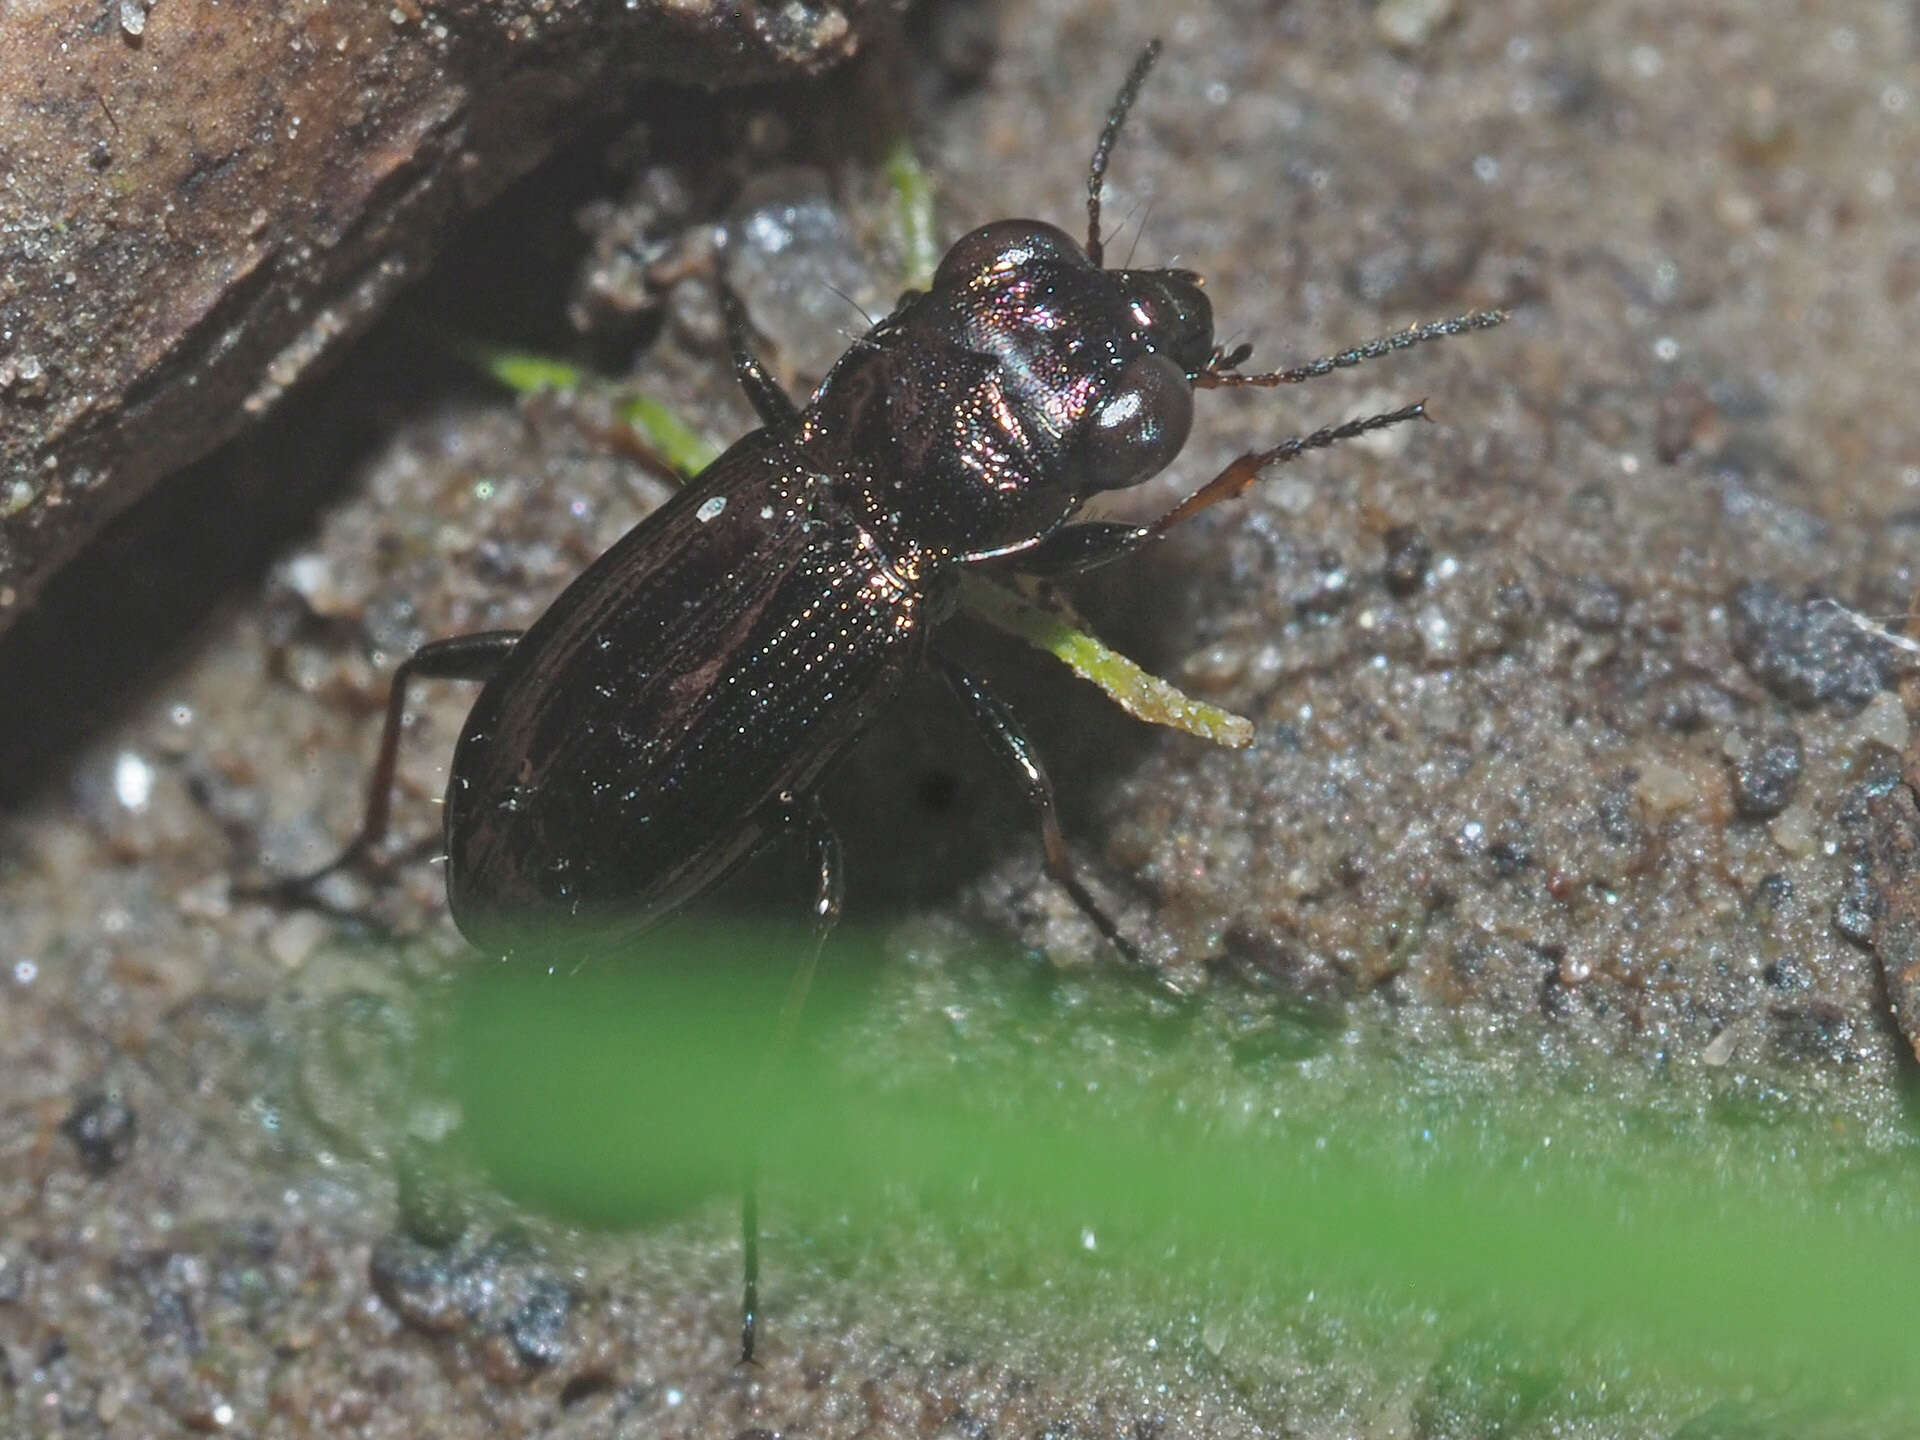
1417 605 1457 662
1569 578 1627 632
267 910 331 970
1654 379 1722 463
95 1385 126 1424
1635 759 1696 818
1701 1027 1738 1067
1834 866 1878 945
1375 0 1455 51
1854 690 1910 752
61 1092 137 1173
505 1277 574 1369
1729 581 1891 711
1382 525 1431 597
1732 729 1803 818
1182 642 1247 692
1769 802 1818 856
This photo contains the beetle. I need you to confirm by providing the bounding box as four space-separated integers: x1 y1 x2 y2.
260 42 1502 1358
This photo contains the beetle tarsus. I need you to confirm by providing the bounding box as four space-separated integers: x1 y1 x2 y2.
740 1172 763 1364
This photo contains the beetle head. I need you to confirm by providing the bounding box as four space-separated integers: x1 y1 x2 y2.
830 217 1213 557
929 222 1214 500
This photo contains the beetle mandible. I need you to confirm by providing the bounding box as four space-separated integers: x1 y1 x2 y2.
262 41 1503 1358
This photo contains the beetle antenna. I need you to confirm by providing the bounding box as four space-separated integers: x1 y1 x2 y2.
1087 39 1163 268
1198 309 1509 388
823 282 878 332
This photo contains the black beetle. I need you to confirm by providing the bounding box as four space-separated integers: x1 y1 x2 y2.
262 42 1502 1357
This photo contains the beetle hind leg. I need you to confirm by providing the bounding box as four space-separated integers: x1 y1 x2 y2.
238 630 522 909
934 652 1169 980
740 792 844 1364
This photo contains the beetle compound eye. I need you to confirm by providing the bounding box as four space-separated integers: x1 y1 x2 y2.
934 219 1089 291
1081 352 1193 490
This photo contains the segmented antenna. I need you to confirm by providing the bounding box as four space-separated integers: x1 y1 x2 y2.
1198 310 1510 388
1087 40 1163 268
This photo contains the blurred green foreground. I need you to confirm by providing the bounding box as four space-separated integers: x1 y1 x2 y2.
446 925 1919 1414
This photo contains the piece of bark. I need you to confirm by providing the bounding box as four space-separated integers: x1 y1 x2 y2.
1864 780 1920 1064
0 0 885 636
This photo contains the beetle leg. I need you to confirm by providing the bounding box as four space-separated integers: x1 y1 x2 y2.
1009 402 1438 577
1148 401 1430 534
243 630 523 904
1009 520 1154 578
740 1172 763 1366
740 792 843 1364
598 422 698 488
714 269 802 429
932 652 1148 966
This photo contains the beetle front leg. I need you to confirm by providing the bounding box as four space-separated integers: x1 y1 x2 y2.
740 791 844 1364
1009 520 1154 578
243 630 523 905
1149 401 1430 534
1012 402 1433 579
932 652 1150 968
